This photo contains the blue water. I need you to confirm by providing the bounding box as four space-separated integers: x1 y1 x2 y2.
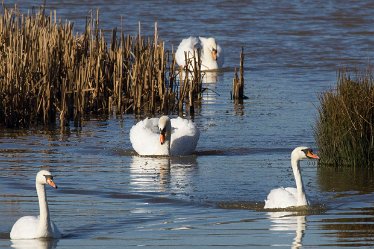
1 0 374 248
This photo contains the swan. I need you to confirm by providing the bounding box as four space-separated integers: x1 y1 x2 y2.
175 36 223 71
264 147 319 209
129 115 200 156
10 170 61 240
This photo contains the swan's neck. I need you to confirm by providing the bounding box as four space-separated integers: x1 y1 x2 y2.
201 47 213 62
36 182 52 237
163 139 171 155
291 159 307 206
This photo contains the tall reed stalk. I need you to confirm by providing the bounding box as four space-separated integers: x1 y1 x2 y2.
314 69 374 167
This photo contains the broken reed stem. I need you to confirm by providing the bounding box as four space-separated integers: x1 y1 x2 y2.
0 6 209 128
232 47 245 101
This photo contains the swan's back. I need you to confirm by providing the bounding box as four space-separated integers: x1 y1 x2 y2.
175 37 198 67
10 216 61 239
264 187 298 209
170 117 200 156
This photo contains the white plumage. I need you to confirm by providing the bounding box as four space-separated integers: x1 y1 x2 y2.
175 36 223 71
265 187 301 209
130 116 200 156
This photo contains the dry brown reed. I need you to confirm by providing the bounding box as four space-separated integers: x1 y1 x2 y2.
232 47 245 103
314 68 374 167
0 6 203 129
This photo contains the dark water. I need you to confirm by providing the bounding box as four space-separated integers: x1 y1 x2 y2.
1 0 374 248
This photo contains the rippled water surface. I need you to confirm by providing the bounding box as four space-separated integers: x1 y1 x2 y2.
2 0 374 248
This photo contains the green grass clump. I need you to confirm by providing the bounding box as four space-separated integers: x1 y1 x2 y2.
315 69 374 167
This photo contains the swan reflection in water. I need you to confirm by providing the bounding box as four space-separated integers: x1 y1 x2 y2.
11 238 58 249
267 212 306 249
129 156 198 192
202 71 218 84
179 69 218 84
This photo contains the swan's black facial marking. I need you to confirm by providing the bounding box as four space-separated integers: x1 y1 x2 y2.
44 175 54 180
44 174 58 189
301 148 311 156
159 127 166 135
302 148 319 159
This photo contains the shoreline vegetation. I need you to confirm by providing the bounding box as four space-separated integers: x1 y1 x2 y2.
0 6 236 129
315 69 374 168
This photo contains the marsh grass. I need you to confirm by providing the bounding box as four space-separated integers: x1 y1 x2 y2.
0 6 202 129
315 69 374 167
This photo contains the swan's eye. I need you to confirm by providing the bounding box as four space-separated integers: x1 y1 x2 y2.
301 148 309 155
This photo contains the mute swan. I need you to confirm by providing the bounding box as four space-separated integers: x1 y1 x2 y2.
264 147 319 209
10 170 61 239
175 36 223 71
130 116 200 156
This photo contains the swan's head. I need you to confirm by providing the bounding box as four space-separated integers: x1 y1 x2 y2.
158 116 171 145
36 170 57 189
291 146 319 161
199 37 221 61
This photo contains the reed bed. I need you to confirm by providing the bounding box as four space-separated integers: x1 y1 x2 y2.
0 6 203 128
314 69 374 167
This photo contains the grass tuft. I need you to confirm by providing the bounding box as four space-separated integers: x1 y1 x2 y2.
315 69 374 167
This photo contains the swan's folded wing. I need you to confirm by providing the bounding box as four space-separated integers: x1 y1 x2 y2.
170 117 200 156
10 216 39 239
175 37 198 67
264 187 297 209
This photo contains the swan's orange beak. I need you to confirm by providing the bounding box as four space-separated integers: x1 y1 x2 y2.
307 151 319 159
212 49 217 61
47 178 58 189
160 133 165 145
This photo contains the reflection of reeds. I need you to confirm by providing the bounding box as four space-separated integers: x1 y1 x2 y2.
315 69 374 167
0 6 203 128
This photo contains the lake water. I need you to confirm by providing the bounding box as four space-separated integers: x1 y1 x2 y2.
1 0 374 248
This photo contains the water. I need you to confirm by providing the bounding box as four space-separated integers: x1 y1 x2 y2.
1 0 374 248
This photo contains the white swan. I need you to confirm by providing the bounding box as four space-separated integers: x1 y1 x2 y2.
175 36 223 71
264 147 319 209
129 116 200 156
10 170 61 240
